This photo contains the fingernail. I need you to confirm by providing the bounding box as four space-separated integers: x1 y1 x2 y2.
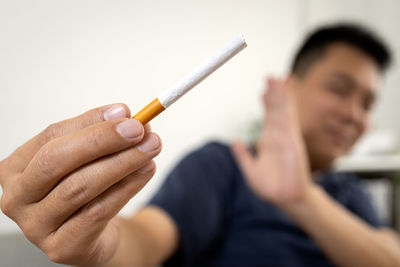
138 134 159 153
104 105 127 121
117 119 143 139
138 162 155 174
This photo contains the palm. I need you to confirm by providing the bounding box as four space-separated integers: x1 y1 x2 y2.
232 78 311 208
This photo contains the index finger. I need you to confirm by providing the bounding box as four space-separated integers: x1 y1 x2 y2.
7 104 131 173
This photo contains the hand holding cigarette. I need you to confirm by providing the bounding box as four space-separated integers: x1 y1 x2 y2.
0 104 162 265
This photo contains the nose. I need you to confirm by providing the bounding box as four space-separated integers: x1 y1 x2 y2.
341 96 366 129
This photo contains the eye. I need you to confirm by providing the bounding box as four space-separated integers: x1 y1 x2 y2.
326 82 350 97
362 95 375 111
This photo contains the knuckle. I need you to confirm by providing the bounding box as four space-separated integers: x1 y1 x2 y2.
46 247 70 264
42 235 93 265
84 201 109 222
87 126 107 148
35 146 59 178
41 238 69 264
57 178 89 204
110 152 126 170
41 123 61 145
47 251 64 264
0 193 16 217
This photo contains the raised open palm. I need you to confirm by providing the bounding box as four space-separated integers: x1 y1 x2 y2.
232 78 312 209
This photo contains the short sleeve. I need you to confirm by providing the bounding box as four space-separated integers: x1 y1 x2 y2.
149 142 235 266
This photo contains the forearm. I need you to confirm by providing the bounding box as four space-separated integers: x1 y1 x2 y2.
285 185 400 267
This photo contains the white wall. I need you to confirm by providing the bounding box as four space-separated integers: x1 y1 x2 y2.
0 0 399 234
0 0 304 233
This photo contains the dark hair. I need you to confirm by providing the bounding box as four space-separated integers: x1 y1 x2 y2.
291 24 392 77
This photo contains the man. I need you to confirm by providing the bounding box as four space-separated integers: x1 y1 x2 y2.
1 24 400 266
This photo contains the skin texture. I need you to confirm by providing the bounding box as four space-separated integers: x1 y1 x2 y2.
0 42 399 267
0 104 165 265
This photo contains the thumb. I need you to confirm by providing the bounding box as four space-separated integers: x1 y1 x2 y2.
231 140 255 178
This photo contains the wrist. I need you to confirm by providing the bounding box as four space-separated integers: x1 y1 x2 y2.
280 183 322 219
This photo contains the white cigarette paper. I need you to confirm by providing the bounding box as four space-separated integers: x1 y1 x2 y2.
158 35 247 108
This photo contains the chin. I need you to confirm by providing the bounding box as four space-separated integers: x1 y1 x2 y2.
310 159 334 172
305 137 349 171
308 148 339 172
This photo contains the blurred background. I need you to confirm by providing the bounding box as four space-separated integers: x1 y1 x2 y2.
0 0 399 266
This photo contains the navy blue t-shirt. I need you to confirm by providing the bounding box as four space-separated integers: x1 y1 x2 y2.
149 142 384 267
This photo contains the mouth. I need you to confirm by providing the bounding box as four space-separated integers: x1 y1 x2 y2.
325 126 354 148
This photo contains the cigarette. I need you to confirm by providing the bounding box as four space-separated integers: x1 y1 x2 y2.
133 35 247 124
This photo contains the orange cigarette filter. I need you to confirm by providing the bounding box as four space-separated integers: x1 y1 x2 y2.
133 98 165 125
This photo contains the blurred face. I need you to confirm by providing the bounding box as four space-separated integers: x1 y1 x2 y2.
289 42 380 171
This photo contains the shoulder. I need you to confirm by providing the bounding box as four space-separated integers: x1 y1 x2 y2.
330 172 368 196
150 141 237 204
319 171 372 212
179 141 236 172
320 172 364 193
162 141 239 192
189 141 232 160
